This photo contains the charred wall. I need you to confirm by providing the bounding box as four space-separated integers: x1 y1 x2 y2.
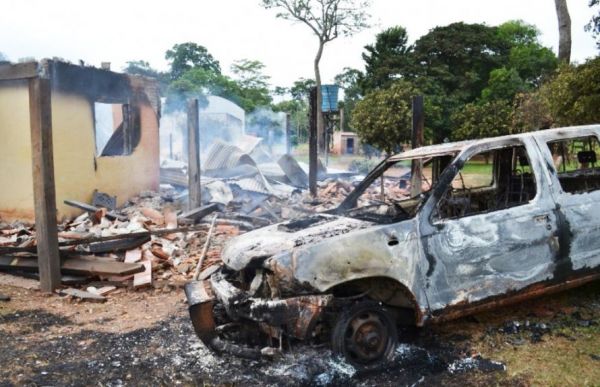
0 60 160 222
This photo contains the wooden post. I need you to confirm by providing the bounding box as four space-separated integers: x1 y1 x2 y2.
122 104 132 154
169 133 173 159
411 96 424 197
29 77 61 292
285 113 291 155
309 87 318 197
187 99 201 209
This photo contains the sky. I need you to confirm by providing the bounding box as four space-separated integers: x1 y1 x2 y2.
0 0 597 88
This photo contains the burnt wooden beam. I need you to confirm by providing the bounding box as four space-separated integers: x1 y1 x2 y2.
178 203 220 223
0 256 145 276
187 98 202 208
29 76 61 293
63 199 127 221
0 62 39 81
309 87 318 197
286 113 292 155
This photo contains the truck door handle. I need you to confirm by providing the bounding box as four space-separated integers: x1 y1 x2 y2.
533 214 550 223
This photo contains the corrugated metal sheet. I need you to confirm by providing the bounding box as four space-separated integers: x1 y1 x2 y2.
204 140 257 171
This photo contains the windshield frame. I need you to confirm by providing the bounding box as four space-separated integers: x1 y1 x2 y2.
334 152 460 213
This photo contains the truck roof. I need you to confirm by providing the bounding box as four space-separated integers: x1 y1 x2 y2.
388 124 600 161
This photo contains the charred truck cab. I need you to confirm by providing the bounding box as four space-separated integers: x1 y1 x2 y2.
185 125 600 368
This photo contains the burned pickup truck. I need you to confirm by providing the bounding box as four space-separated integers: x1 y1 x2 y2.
185 125 600 368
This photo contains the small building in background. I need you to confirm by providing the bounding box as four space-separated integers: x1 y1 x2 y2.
0 59 160 221
332 131 361 155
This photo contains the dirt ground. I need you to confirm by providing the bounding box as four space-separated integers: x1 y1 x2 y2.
0 277 598 386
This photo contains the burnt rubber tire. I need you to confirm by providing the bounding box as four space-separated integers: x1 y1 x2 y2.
331 300 397 370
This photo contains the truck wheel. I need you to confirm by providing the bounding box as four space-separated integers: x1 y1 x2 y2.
331 300 397 370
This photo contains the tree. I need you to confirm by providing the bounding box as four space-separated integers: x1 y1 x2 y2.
481 67 526 102
123 60 160 78
413 22 508 104
261 0 371 153
361 26 413 91
123 60 169 95
230 59 272 111
512 91 553 132
0 52 7 62
231 59 270 90
351 80 418 154
498 20 557 86
452 100 514 141
165 42 221 80
273 99 309 144
334 67 362 131
554 0 572 63
289 77 316 101
543 58 600 126
586 0 600 49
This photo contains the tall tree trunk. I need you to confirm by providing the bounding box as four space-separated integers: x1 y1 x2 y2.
555 0 572 63
314 41 325 154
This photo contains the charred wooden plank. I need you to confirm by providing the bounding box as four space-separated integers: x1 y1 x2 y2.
0 256 144 276
86 235 150 254
179 203 220 222
63 200 127 221
0 62 38 80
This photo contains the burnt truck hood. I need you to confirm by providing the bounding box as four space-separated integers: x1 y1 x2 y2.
221 214 373 271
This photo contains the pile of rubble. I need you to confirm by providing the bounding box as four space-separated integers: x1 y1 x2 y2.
0 188 246 301
0 137 401 301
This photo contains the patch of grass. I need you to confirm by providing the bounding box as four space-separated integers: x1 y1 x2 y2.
489 325 600 386
431 282 600 386
461 161 493 175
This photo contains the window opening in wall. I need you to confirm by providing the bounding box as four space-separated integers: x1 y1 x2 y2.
93 102 140 157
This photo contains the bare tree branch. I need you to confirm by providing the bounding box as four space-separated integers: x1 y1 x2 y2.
261 0 371 153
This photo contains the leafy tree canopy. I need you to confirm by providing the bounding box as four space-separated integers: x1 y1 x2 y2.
543 58 600 126
289 78 316 101
481 67 526 102
334 67 363 131
587 0 600 49
230 59 272 111
361 26 412 91
412 22 507 103
165 42 221 80
231 59 270 90
452 100 514 140
123 60 161 78
351 80 419 154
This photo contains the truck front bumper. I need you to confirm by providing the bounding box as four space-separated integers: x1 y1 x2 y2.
184 271 333 359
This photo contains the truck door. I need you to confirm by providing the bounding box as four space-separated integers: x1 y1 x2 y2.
418 138 559 311
536 132 600 275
